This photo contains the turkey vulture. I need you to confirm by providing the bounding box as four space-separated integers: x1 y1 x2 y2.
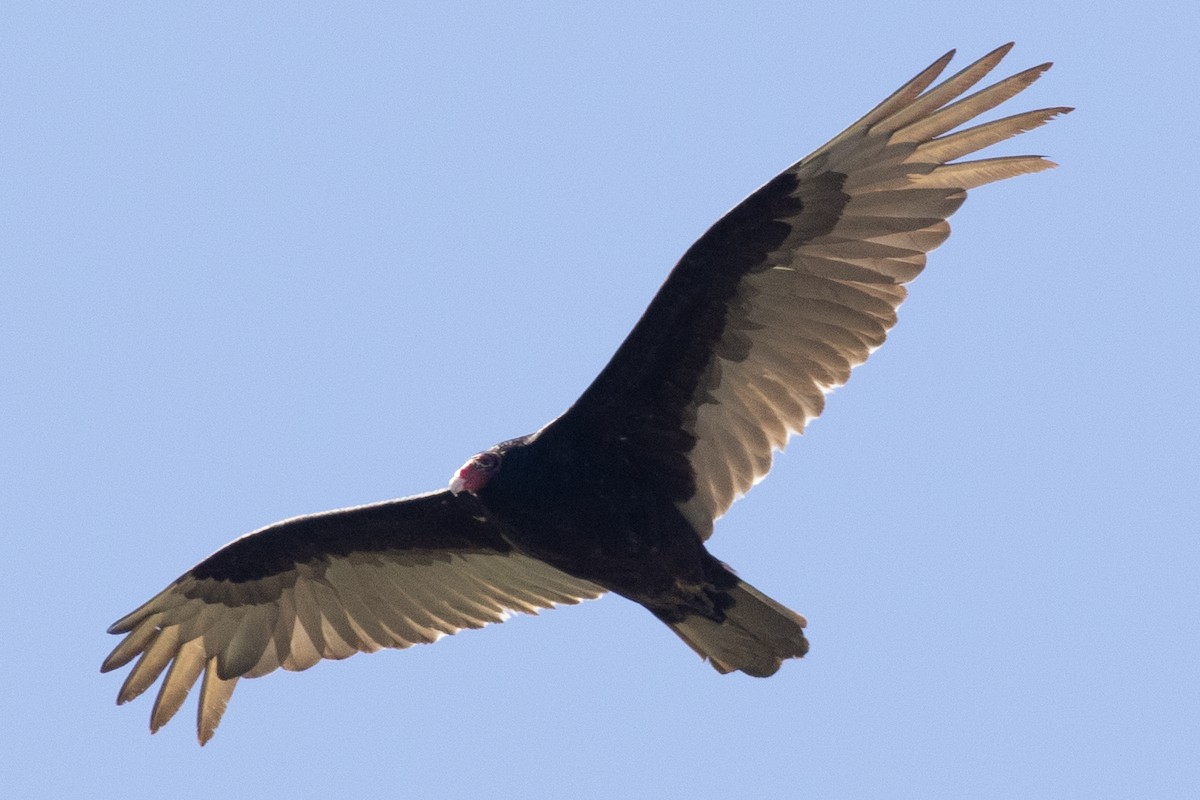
103 44 1069 743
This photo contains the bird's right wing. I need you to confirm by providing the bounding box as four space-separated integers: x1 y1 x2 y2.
554 44 1069 538
102 490 603 743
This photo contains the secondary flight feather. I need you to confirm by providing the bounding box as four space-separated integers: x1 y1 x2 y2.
103 44 1069 743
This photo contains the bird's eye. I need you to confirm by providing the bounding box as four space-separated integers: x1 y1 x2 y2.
474 452 501 472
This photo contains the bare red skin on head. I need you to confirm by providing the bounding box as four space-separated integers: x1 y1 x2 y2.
449 452 499 495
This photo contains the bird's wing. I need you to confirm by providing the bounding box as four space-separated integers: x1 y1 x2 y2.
101 490 603 743
554 44 1069 538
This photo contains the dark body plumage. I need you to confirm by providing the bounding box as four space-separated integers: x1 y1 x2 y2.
103 45 1069 743
473 430 744 624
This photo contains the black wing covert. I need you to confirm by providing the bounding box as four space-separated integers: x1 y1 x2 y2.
554 44 1070 538
102 490 603 743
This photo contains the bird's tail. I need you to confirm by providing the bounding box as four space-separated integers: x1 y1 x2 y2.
665 580 808 677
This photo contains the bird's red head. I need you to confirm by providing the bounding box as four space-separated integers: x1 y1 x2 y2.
448 451 501 495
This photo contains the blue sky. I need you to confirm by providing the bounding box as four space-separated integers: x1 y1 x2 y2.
4 3 1197 798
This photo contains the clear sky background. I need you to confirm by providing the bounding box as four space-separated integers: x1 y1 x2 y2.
4 3 1196 798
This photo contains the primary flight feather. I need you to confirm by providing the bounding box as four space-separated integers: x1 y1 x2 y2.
103 44 1069 743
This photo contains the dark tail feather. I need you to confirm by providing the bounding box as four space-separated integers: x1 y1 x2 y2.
665 581 808 677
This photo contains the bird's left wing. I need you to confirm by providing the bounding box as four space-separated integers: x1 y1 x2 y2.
553 44 1069 538
102 490 603 743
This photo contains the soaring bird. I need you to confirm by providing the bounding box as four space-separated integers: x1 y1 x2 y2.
103 44 1069 743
